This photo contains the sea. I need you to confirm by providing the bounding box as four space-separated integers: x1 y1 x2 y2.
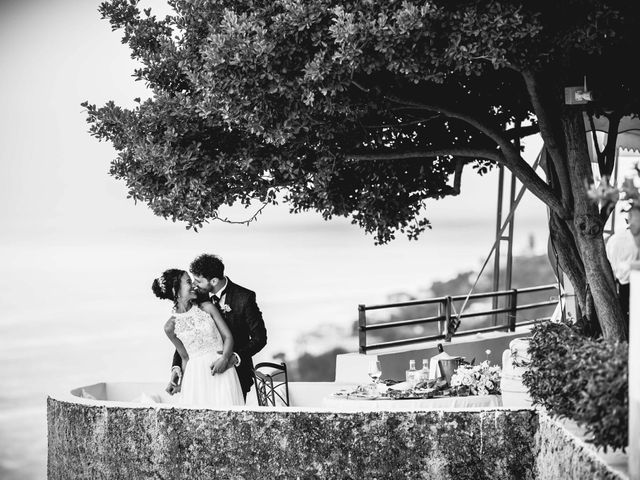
0 213 548 479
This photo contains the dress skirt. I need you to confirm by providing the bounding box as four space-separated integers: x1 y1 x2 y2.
178 351 245 407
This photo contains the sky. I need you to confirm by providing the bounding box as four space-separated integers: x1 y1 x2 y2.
1 0 158 236
2 3 639 479
0 0 555 368
0 0 556 393
0 2 553 478
0 0 557 371
0 0 550 238
0 0 555 373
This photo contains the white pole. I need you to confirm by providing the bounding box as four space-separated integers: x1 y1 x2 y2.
630 260 640 479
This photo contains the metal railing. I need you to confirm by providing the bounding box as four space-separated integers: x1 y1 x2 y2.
358 283 559 353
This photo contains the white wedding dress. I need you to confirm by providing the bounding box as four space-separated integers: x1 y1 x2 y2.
173 305 244 407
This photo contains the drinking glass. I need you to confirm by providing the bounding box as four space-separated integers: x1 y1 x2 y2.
368 360 382 385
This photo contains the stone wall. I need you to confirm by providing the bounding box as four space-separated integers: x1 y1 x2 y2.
48 398 537 480
48 394 628 480
534 414 627 480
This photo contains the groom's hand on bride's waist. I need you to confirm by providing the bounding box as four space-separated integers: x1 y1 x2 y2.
166 367 182 395
210 356 229 375
218 350 241 368
210 351 240 375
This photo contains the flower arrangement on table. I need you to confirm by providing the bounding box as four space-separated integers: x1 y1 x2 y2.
450 361 501 396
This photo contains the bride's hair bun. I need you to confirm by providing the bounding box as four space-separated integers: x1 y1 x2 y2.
151 269 185 301
151 276 169 300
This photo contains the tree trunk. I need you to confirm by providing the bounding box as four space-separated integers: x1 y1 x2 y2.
562 110 628 341
547 212 585 299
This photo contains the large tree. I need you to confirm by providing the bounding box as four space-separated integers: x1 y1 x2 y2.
84 0 640 341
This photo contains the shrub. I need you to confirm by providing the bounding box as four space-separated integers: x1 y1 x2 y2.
522 321 628 451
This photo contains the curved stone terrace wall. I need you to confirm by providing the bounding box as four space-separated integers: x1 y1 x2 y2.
48 382 626 480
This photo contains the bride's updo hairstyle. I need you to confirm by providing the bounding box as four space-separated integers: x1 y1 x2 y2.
152 269 186 301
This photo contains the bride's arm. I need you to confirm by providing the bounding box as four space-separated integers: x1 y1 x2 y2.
164 317 189 379
201 303 234 369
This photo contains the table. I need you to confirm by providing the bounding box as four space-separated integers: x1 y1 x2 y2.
322 393 502 411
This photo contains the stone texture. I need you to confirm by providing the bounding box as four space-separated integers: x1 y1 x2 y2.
534 413 627 480
48 399 537 480
49 396 626 480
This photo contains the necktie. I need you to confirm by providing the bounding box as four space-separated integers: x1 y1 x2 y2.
212 294 221 310
212 289 225 310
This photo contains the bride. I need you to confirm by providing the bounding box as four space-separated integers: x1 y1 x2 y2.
152 268 244 407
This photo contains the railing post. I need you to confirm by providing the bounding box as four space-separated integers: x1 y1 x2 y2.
445 296 452 342
358 304 367 354
437 301 445 336
509 288 518 331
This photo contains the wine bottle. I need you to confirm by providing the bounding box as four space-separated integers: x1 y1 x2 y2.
405 359 417 388
418 358 430 384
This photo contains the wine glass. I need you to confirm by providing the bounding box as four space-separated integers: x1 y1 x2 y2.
485 349 492 364
368 360 382 385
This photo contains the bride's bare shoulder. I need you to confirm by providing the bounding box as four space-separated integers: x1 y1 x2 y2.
198 301 215 313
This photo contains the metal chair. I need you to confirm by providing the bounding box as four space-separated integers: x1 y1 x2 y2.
253 362 290 406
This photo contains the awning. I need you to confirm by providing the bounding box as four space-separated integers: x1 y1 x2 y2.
584 114 640 154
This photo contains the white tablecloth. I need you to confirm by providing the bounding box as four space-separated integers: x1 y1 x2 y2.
322 393 502 411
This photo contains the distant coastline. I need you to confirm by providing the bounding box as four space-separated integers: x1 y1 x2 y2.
285 252 556 381
0 225 550 480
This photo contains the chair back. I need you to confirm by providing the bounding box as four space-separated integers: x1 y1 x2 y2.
253 362 290 406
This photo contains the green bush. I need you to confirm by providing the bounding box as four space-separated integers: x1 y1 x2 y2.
522 321 628 451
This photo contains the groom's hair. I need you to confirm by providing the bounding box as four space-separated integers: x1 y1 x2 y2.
190 254 225 280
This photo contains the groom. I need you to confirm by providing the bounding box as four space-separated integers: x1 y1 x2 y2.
167 254 267 400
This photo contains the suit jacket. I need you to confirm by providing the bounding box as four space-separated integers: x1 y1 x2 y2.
172 279 267 395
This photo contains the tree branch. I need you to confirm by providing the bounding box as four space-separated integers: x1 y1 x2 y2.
346 148 501 162
599 199 616 225
214 202 268 225
500 149 568 217
384 95 567 217
363 114 441 129
521 70 573 210
452 159 465 195
602 111 622 177
346 147 567 216
587 113 605 173
505 123 539 140
351 80 371 93
386 95 520 156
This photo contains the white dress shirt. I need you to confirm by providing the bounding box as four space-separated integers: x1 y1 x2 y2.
606 229 639 285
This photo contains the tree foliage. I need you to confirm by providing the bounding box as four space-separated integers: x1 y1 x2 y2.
523 320 628 451
85 0 640 340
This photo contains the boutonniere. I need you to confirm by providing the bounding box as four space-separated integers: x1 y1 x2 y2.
220 304 232 313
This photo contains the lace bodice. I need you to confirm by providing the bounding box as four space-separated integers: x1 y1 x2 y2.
173 306 223 358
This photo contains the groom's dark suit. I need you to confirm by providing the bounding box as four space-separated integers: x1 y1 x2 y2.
172 279 267 397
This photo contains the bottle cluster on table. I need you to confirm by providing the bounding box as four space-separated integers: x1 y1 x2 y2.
405 358 431 388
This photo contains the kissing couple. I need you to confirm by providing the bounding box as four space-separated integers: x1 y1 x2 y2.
152 254 267 407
